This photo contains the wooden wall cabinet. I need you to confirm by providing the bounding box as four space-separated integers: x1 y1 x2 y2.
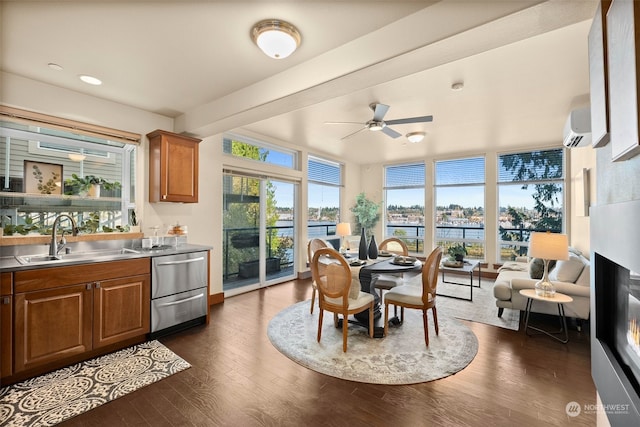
12 259 150 375
147 129 201 203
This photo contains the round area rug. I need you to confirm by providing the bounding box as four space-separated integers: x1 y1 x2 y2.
267 301 478 385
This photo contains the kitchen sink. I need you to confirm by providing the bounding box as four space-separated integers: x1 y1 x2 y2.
16 247 140 265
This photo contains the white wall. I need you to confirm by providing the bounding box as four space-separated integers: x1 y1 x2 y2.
568 144 596 256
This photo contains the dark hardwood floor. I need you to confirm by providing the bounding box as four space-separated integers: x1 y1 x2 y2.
63 278 596 426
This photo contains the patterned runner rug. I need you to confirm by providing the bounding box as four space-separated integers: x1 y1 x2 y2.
0 340 190 427
268 301 478 385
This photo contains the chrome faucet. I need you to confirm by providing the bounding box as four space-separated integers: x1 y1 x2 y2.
49 214 78 256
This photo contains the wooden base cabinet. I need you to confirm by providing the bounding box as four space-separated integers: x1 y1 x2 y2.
94 275 150 348
14 284 93 372
12 259 150 376
1 272 13 383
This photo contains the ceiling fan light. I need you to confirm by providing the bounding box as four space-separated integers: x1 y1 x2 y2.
367 120 385 131
251 19 301 59
406 132 426 143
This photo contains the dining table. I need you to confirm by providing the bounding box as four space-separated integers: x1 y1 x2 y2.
344 254 423 338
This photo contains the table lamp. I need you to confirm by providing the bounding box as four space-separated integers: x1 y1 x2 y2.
336 222 352 254
527 231 569 297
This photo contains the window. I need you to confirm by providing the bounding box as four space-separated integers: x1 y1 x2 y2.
307 156 342 244
1 118 137 236
497 148 564 261
223 135 296 169
434 156 485 260
384 162 425 254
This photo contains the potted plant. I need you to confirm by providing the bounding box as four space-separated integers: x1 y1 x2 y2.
350 192 381 237
448 244 467 262
63 174 121 197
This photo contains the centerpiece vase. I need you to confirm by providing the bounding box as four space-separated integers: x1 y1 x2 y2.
358 228 368 260
368 235 378 259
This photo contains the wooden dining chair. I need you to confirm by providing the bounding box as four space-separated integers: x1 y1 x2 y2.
312 247 374 352
374 237 410 314
307 238 329 314
383 246 443 346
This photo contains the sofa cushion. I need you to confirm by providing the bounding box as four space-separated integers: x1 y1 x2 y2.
529 258 556 279
574 262 590 287
549 253 585 283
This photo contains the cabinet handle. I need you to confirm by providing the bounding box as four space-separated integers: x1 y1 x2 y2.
86 283 92 290
95 282 101 289
2 297 10 305
156 293 204 307
157 257 205 266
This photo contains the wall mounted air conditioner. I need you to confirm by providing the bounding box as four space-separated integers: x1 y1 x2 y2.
563 107 592 148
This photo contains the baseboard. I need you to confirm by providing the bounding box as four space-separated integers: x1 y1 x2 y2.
209 292 224 306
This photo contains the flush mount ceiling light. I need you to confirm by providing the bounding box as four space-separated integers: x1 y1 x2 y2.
79 74 102 85
251 19 301 59
68 153 86 162
406 132 426 143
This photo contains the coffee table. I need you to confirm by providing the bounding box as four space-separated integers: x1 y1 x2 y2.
438 260 481 301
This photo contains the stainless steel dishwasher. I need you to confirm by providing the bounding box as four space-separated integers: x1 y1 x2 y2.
151 251 208 337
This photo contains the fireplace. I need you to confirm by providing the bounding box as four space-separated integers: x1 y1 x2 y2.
592 200 640 424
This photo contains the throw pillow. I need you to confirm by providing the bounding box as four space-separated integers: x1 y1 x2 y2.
549 253 585 283
529 258 556 279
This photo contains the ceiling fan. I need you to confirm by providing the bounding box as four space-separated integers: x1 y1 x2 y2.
326 103 433 140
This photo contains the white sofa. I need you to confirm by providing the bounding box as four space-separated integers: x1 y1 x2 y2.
493 252 591 323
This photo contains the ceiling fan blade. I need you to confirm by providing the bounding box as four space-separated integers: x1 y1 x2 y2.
384 115 433 126
381 126 402 139
325 121 364 125
341 126 367 140
371 103 390 121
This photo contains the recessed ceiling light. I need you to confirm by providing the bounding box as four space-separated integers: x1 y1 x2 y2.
451 81 464 91
48 63 63 71
79 75 102 85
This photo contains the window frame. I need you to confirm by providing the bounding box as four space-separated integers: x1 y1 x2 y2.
433 155 486 261
496 147 566 261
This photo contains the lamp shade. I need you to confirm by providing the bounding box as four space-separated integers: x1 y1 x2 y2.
251 19 301 59
336 222 352 237
528 232 569 260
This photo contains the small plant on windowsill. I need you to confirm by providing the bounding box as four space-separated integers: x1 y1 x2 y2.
64 174 121 197
448 244 467 262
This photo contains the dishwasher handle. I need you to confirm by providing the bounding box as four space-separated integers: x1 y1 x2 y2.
156 293 205 307
156 256 205 266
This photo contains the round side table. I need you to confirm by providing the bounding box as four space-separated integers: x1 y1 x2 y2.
519 289 574 344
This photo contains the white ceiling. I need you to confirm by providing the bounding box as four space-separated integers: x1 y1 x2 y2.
1 0 599 164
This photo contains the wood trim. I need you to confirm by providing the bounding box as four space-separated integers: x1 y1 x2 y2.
15 258 150 293
1 231 143 246
209 292 224 306
0 105 140 145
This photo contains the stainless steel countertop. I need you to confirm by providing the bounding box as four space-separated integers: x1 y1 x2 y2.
0 243 212 272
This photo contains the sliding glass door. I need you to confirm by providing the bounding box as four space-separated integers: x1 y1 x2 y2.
223 173 296 295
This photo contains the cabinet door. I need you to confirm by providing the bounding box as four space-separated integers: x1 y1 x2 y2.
148 130 200 203
14 284 92 373
1 272 12 381
93 274 150 348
